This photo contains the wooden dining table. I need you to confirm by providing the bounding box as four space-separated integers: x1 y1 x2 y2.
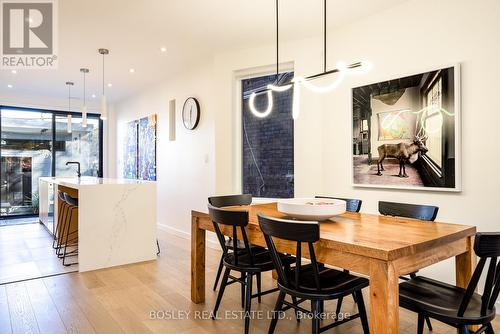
190 203 477 334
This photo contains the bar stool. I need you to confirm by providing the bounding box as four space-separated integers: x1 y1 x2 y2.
55 194 79 266
52 191 68 249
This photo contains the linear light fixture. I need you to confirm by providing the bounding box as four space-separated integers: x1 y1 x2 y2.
248 0 372 119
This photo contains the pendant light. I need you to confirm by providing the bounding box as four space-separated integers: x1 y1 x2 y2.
248 0 372 119
98 48 109 120
80 68 89 127
66 81 74 133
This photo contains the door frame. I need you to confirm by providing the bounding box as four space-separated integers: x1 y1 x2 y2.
0 105 104 219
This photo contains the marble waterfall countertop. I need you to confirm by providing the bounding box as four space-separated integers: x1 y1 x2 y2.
39 176 154 189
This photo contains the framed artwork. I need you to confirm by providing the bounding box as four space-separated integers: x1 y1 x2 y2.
123 114 157 181
351 64 461 191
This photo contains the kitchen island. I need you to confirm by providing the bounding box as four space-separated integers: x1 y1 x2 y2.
39 177 157 272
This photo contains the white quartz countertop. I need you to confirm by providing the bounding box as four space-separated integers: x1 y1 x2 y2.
39 176 155 188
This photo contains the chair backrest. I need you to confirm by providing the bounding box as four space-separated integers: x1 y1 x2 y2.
208 194 252 208
207 203 253 266
258 213 322 291
458 232 500 317
378 201 438 221
316 196 362 213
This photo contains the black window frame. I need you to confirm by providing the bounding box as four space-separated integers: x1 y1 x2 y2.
0 105 103 219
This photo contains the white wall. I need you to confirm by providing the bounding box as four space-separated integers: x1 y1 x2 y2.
113 65 216 236
113 0 500 286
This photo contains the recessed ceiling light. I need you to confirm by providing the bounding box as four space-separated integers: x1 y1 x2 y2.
160 46 167 53
7 84 13 88
92 94 96 98
11 70 17 74
129 68 135 73
107 83 112 87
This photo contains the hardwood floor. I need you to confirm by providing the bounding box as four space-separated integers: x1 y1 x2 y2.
0 228 498 333
0 223 77 284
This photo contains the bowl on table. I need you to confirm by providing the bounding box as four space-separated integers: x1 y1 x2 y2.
277 198 347 221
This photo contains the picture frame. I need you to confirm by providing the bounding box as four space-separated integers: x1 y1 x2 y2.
351 63 461 192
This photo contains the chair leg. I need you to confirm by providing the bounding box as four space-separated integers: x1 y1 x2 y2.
291 296 301 323
311 300 321 334
156 239 160 255
417 313 425 334
256 273 262 303
241 273 246 308
212 267 230 319
244 273 253 334
335 296 344 320
424 315 433 331
459 325 471 334
269 291 286 334
355 291 369 334
213 256 224 291
486 323 495 334
352 292 358 304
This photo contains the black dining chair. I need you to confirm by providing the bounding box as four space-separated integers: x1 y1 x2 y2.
315 196 363 213
379 200 439 222
379 200 439 331
400 232 500 334
208 204 295 334
208 194 265 297
258 213 370 334
315 196 363 313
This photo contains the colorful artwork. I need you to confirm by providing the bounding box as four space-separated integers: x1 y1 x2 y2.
352 65 461 191
123 120 138 179
138 115 157 181
377 109 412 140
122 114 157 181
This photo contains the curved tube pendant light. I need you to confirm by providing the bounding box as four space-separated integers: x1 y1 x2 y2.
249 90 274 118
248 0 372 119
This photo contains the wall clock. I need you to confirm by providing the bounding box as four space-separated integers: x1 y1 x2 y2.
182 97 200 130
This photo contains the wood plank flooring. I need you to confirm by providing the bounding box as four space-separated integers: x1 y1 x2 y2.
0 228 498 333
0 223 77 284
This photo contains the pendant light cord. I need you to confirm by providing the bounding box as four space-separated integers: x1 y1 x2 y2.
102 53 105 96
324 0 327 73
276 0 279 79
83 72 86 105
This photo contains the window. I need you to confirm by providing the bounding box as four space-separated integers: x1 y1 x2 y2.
0 107 102 217
423 77 443 168
241 72 294 198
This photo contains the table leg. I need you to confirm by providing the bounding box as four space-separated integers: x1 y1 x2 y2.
369 259 399 334
456 235 477 332
191 215 206 303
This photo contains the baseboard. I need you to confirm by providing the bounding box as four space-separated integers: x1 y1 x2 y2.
157 223 219 249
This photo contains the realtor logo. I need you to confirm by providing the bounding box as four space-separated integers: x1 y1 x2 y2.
1 0 58 69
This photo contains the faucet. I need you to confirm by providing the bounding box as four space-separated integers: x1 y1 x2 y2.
66 161 81 178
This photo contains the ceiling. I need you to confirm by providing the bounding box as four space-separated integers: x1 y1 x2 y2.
0 0 408 105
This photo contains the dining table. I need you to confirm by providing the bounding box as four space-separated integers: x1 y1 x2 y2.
190 202 477 334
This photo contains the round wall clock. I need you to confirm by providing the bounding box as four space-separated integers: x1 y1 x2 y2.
182 97 200 130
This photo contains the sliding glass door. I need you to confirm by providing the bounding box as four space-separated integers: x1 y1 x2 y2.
0 107 102 218
55 116 100 177
0 109 53 217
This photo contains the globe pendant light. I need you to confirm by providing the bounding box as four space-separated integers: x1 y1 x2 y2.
98 48 109 120
66 81 74 133
80 68 89 127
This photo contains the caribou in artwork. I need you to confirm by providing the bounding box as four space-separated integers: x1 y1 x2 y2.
376 135 429 177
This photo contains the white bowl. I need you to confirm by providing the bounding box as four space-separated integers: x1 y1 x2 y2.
277 198 347 221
